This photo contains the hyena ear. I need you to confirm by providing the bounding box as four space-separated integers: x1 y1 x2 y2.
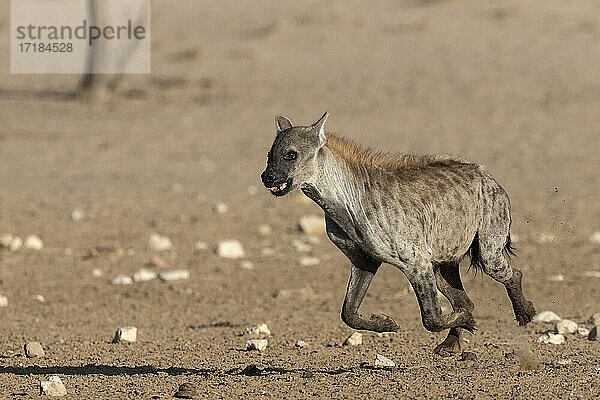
312 111 328 146
275 115 293 133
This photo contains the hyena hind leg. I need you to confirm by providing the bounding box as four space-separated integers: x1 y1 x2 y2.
433 262 474 357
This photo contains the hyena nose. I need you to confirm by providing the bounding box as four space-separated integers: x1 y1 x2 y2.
261 171 275 186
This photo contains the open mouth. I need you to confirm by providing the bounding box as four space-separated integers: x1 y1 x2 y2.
269 180 292 196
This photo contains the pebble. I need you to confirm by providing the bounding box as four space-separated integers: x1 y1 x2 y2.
532 311 561 323
0 234 13 248
194 241 209 252
126 247 135 256
158 269 190 281
239 260 254 270
213 202 228 214
555 319 578 335
25 341 45 358
257 224 272 236
0 295 8 307
92 268 103 277
216 240 245 259
374 354 395 367
538 333 565 345
24 235 44 250
577 327 590 337
148 233 173 252
296 340 308 348
298 215 326 235
10 236 23 251
588 326 597 341
86 247 123 259
242 323 271 337
40 376 67 397
174 383 197 399
71 208 84 221
299 256 320 266
290 239 312 252
589 231 600 245
548 274 566 282
582 271 600 278
111 275 133 285
261 248 275 256
113 326 137 343
587 312 600 327
133 268 157 282
246 339 268 351
34 294 45 303
557 358 572 366
343 332 363 346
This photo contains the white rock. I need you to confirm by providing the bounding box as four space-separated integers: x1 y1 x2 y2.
216 240 245 259
583 271 600 278
40 376 67 397
213 202 228 214
578 327 590 337
239 260 254 270
24 235 44 250
158 269 190 281
291 239 312 252
0 295 8 307
92 268 103 277
0 234 13 249
538 333 565 345
374 354 396 367
589 231 600 245
557 358 572 365
532 311 561 323
295 340 308 348
25 341 45 358
71 208 84 221
113 326 137 343
246 339 268 351
111 275 133 285
548 274 566 282
133 268 157 282
194 241 209 251
10 236 23 251
555 319 578 335
34 294 45 303
299 256 320 266
298 215 326 235
242 323 271 336
343 332 363 346
148 233 173 252
257 224 272 236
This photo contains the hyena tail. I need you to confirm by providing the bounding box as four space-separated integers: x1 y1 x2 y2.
467 232 515 275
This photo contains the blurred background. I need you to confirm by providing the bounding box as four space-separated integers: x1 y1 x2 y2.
1 1 599 398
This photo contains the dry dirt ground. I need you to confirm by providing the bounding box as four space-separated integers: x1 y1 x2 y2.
1 1 600 399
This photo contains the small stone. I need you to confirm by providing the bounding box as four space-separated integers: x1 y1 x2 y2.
149 233 173 252
158 269 190 281
92 268 103 277
242 323 271 337
126 247 135 256
24 235 44 250
548 274 566 282
71 208 84 221
582 271 600 278
557 358 572 365
589 231 600 245
298 215 326 235
247 185 259 196
588 326 597 341
374 354 395 367
534 233 556 244
257 224 272 236
174 383 197 399
239 260 254 270
213 202 228 214
40 376 67 397
34 294 45 303
555 319 578 335
10 236 23 251
577 327 590 337
194 241 209 252
111 275 133 285
587 312 600 327
538 333 565 345
25 341 45 358
113 326 137 343
0 233 13 249
133 268 157 282
216 240 245 259
343 332 363 346
296 340 308 348
291 239 312 252
246 339 268 351
299 256 320 266
0 295 8 307
460 352 478 362
532 311 561 323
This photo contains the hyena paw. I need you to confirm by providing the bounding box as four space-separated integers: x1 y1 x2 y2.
513 300 536 326
433 335 462 357
369 313 399 333
445 310 476 333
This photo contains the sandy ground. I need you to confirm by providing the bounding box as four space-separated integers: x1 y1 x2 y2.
1 0 600 398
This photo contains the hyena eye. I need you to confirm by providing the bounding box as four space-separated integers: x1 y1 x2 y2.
283 150 297 161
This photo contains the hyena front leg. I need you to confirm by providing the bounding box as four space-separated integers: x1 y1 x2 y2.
433 262 474 357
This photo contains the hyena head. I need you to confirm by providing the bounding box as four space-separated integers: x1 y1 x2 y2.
261 112 328 196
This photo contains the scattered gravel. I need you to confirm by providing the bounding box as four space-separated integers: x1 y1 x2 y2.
158 269 190 281
25 341 45 358
216 240 245 259
40 376 67 397
343 332 363 346
148 233 173 252
246 339 268 351
113 326 137 343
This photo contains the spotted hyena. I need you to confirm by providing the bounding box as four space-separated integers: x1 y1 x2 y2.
261 112 536 355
